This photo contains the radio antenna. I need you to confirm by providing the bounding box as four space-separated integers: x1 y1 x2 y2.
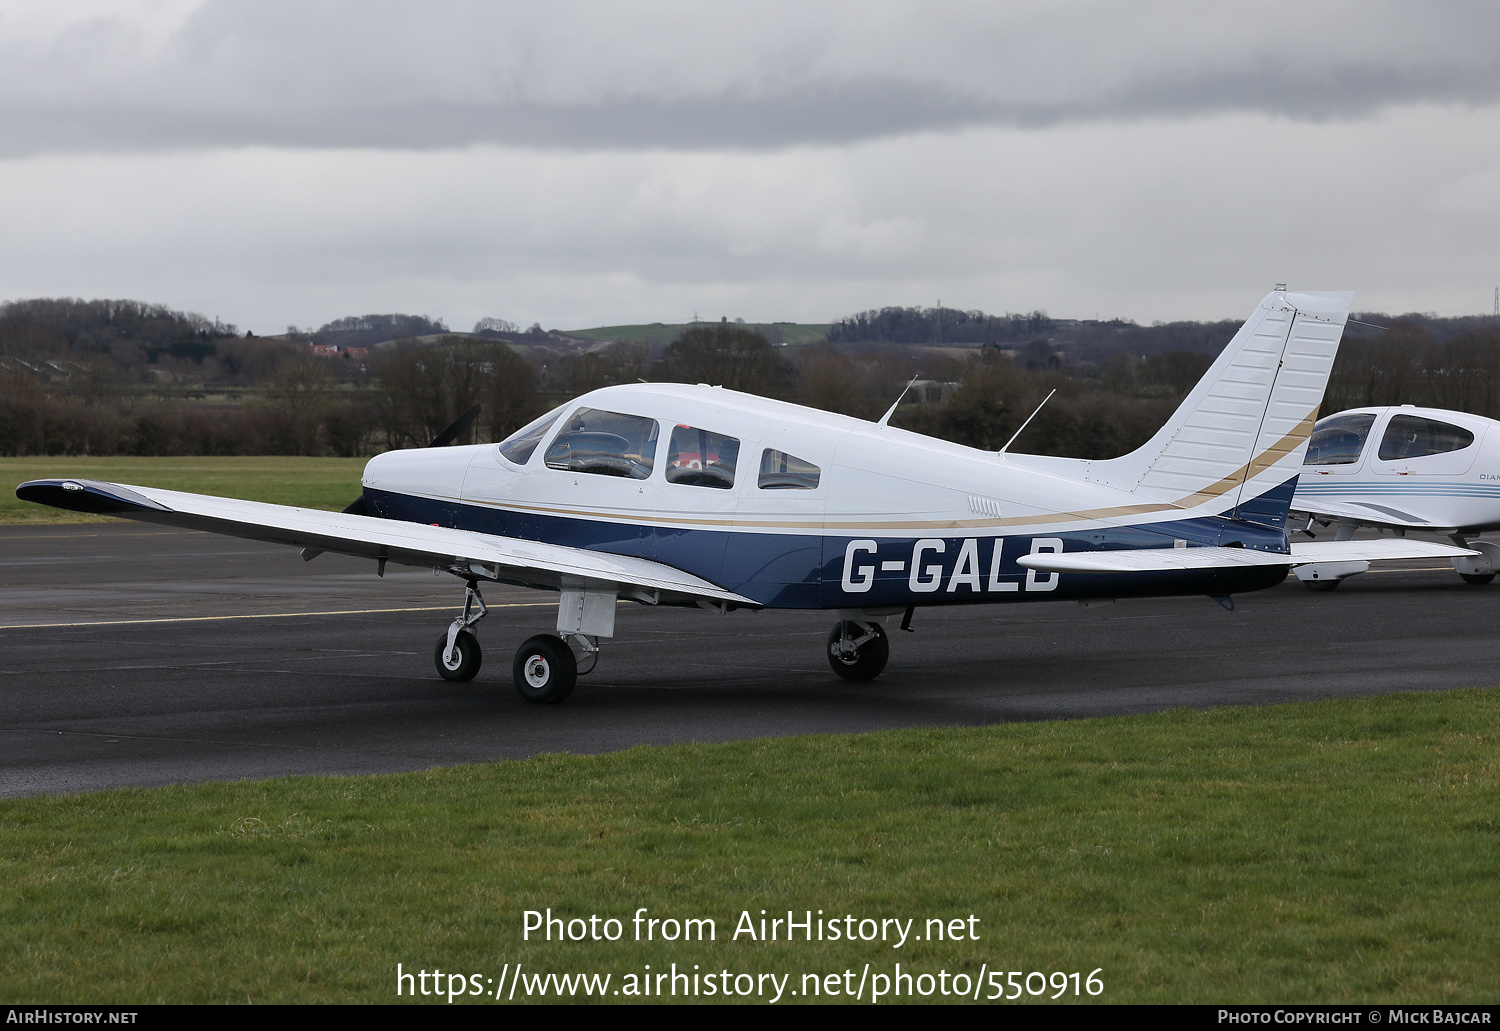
998 389 1056 455
877 374 921 427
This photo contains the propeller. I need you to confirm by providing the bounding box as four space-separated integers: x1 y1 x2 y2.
426 403 482 449
310 403 484 553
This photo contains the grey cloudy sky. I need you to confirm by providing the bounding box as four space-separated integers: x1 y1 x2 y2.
2 0 1498 332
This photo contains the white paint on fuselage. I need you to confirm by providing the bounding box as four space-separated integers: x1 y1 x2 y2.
1293 405 1500 532
362 383 1264 541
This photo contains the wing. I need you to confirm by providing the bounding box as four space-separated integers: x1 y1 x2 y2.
1016 537 1474 574
16 478 758 607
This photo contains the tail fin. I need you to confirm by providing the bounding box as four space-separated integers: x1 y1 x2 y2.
1091 289 1353 523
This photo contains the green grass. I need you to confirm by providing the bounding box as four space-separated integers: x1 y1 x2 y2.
1 691 1496 1004
1 456 366 524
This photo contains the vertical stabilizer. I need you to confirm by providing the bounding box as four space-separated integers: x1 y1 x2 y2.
1091 290 1353 519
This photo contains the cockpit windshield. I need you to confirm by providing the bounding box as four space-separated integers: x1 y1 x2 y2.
497 406 565 466
1305 413 1376 466
544 408 659 479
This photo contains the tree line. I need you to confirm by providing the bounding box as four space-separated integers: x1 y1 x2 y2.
4 296 1499 461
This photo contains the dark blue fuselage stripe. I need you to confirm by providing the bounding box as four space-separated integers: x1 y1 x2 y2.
365 484 1294 609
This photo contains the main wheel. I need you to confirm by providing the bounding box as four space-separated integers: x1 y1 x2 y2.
1460 572 1496 585
1303 578 1341 592
434 628 482 681
513 634 577 704
826 621 889 681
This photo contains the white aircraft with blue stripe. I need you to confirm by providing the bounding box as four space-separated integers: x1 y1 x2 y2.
17 289 1472 702
1292 404 1500 589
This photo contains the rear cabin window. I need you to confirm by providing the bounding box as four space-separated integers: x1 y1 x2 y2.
666 425 740 489
497 407 564 465
1377 414 1475 461
1305 413 1376 466
544 408 659 480
758 448 821 489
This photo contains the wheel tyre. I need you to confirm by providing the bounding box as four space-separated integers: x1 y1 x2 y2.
434 628 482 681
1460 572 1496 585
513 634 578 704
1303 578 1341 592
826 621 890 681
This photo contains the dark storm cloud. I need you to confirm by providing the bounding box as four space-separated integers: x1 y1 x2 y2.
0 0 1494 159
0 1 1498 155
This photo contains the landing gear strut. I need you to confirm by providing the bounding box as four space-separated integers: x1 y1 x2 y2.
434 579 488 681
826 620 889 681
431 577 597 703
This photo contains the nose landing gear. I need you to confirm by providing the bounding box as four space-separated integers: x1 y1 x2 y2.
435 579 488 682
826 619 889 681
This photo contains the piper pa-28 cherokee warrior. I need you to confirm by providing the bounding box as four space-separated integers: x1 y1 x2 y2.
18 289 1473 704
1292 404 1500 589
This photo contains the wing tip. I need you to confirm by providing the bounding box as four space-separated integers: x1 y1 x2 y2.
16 479 172 515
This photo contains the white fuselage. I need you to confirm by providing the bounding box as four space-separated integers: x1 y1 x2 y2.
1293 405 1500 533
360 383 1290 608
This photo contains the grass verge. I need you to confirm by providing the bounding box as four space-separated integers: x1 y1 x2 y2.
1 690 1496 1004
0 456 366 524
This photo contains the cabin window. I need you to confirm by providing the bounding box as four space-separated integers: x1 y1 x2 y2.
758 448 821 489
497 406 564 465
1305 413 1376 466
544 408 659 479
1377 414 1475 461
666 425 740 489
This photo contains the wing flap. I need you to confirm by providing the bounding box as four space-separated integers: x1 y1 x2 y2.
1016 537 1475 574
1288 539 1474 563
1017 546 1293 573
16 479 757 607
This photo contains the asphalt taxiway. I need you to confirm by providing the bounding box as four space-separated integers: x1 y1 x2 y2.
3 522 1497 797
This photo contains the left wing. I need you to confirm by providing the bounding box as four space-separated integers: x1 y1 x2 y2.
16 478 758 607
1016 537 1474 574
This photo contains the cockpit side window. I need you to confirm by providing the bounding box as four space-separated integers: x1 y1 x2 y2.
1377 414 1475 461
497 407 564 466
1305 413 1376 466
544 407 659 480
666 425 740 489
758 448 821 489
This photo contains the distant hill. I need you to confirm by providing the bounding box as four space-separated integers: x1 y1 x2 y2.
312 313 448 349
0 297 238 362
565 321 831 348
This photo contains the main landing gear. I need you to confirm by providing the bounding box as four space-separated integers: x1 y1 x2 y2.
826 619 890 681
432 579 595 704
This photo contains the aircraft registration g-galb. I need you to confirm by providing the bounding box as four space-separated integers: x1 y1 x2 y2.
18 289 1473 703
1292 404 1500 589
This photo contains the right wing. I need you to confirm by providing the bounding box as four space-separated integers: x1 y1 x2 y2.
1016 537 1474 574
16 478 758 608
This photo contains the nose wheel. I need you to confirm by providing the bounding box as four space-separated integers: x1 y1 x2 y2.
826 620 889 681
434 579 488 682
434 628 482 680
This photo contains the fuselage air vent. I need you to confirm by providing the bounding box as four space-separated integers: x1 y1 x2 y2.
968 494 1002 519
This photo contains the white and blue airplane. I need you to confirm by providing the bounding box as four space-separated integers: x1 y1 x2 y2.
1292 404 1500 589
17 289 1471 703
